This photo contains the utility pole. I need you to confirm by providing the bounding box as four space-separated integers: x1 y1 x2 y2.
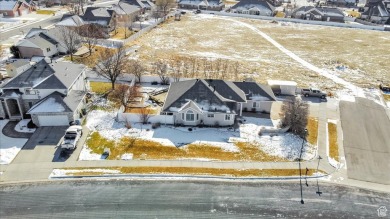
316 155 323 196
298 129 307 204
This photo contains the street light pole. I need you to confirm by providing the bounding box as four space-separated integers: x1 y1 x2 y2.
299 129 307 204
316 155 323 196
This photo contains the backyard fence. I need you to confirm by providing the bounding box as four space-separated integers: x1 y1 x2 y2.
117 106 174 125
202 11 387 31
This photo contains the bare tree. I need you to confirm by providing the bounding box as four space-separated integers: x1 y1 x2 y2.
169 57 183 82
155 0 175 18
232 61 241 81
58 26 81 61
95 46 127 90
280 98 309 139
78 24 98 56
154 60 170 85
127 60 145 83
139 107 153 124
110 84 140 111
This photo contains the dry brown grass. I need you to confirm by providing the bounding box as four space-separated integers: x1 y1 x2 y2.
111 28 134 39
383 94 390 102
328 122 339 162
254 20 390 88
125 107 159 114
65 167 323 177
86 132 287 161
306 118 318 145
65 46 114 68
89 82 112 94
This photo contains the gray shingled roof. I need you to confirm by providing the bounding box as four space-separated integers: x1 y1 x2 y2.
1 59 85 89
63 90 86 111
162 79 248 112
112 2 141 14
231 0 275 10
233 82 276 101
28 92 72 113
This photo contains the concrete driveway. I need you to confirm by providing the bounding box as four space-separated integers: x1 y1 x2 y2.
340 98 390 185
12 126 67 164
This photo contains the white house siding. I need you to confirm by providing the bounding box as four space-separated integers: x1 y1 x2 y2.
174 112 235 126
69 71 87 91
18 47 44 59
243 100 273 113
41 43 59 57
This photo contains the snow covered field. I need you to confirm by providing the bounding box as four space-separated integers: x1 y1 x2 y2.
0 120 28 164
79 110 316 161
133 13 389 105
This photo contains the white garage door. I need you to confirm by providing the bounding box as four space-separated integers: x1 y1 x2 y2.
38 115 69 126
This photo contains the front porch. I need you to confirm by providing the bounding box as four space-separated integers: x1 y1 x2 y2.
0 91 25 121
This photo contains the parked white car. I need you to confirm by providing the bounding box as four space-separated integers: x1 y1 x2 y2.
60 125 83 150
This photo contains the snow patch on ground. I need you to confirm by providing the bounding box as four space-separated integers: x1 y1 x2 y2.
81 111 315 161
50 168 120 177
14 119 36 133
0 120 28 164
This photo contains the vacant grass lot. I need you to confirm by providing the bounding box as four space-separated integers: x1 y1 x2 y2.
133 14 390 90
86 132 286 162
65 167 323 177
328 122 339 162
254 20 390 88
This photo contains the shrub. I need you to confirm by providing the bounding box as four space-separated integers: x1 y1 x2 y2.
152 122 161 129
151 81 158 85
214 121 220 128
243 107 248 112
27 120 37 129
188 127 193 131
251 108 256 112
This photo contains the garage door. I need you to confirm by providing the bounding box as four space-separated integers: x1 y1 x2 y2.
38 115 69 126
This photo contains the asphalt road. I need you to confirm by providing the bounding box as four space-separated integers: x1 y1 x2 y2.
340 98 390 185
0 181 389 218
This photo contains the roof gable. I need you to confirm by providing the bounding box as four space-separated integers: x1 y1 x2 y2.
28 92 72 113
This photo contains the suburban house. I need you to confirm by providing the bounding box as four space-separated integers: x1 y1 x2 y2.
178 0 225 11
0 0 35 17
291 6 345 22
230 0 275 16
361 0 390 24
0 59 87 127
121 0 156 13
81 7 117 32
110 1 142 24
161 79 276 126
5 59 31 78
14 28 70 59
56 14 85 27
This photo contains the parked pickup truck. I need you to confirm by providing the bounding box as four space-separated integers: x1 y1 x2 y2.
301 88 327 99
60 126 83 150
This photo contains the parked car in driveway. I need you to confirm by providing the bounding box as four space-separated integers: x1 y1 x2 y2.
60 126 83 150
301 88 327 99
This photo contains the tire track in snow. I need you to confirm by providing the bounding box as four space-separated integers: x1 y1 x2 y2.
217 16 365 96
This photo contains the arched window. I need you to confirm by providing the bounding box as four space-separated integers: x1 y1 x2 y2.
186 110 195 121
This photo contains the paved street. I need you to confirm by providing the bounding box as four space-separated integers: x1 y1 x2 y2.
0 181 389 218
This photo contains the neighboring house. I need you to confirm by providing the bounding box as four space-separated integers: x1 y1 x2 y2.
121 0 156 13
81 7 117 31
5 59 31 78
56 14 85 27
110 1 142 24
14 28 70 59
0 59 87 126
0 0 35 17
161 79 276 126
178 0 225 11
230 0 275 16
361 0 390 24
292 6 345 22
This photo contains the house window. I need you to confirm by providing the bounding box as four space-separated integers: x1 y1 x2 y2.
225 114 231 120
207 114 214 118
181 113 184 120
46 48 51 52
253 102 257 108
186 110 195 121
28 102 33 108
